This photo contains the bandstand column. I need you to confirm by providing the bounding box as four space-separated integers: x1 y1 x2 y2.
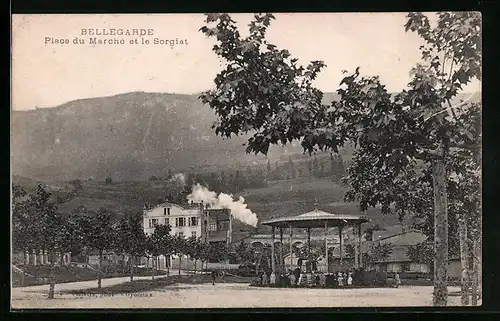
279 227 284 272
354 226 359 269
307 228 311 272
289 224 293 269
339 226 343 268
324 221 329 273
271 225 276 273
358 223 363 267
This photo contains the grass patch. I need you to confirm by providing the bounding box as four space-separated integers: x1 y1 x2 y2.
12 265 167 287
62 274 253 295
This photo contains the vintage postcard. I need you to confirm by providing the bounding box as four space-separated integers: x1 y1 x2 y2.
11 12 482 309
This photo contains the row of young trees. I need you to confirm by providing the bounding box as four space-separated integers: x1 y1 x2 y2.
198 12 481 306
154 153 346 199
12 184 230 299
267 154 347 182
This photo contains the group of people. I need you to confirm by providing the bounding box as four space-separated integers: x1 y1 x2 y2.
257 267 402 288
257 267 356 288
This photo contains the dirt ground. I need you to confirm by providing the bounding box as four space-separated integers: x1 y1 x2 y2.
11 278 478 309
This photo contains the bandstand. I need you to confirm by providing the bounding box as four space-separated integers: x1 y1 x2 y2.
261 202 370 273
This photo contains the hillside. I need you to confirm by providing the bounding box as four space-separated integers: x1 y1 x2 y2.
12 174 406 235
11 92 316 182
12 91 479 182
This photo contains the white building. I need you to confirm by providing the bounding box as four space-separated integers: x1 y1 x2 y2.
142 201 233 270
142 202 204 269
143 202 203 239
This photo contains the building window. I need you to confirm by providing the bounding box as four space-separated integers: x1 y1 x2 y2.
208 222 217 231
192 231 197 238
402 263 411 272
190 217 198 227
148 219 159 228
175 217 186 227
164 207 170 215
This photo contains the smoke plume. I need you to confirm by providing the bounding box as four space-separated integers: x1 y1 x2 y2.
187 183 259 227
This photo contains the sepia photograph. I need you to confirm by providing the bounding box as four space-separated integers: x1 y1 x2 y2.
10 12 482 309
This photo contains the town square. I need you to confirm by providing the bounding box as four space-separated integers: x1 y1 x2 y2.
11 12 482 309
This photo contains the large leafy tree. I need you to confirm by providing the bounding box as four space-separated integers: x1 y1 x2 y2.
114 216 130 273
56 214 86 266
407 241 434 271
199 13 326 156
145 234 160 280
199 12 480 306
18 185 67 299
151 224 174 275
185 236 204 273
172 234 187 275
87 209 115 290
235 240 255 265
12 185 36 279
124 212 147 281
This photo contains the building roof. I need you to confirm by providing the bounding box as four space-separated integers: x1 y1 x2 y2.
330 230 429 263
143 201 201 212
261 208 370 229
377 231 428 246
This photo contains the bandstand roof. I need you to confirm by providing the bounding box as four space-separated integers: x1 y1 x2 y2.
261 208 370 229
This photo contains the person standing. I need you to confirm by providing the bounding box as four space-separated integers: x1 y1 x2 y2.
211 269 217 285
337 272 344 287
270 271 276 286
394 272 401 288
298 273 305 286
293 267 301 285
262 271 268 286
289 272 296 286
319 273 326 288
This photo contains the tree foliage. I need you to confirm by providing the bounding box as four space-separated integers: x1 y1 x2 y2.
199 11 481 251
235 240 255 264
200 13 326 155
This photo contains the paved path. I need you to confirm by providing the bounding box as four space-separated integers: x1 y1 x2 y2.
12 282 476 309
11 269 188 298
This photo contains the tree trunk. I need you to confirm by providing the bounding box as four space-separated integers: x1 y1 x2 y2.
432 157 448 306
122 254 126 274
178 254 182 275
152 256 156 280
47 252 56 299
22 251 27 286
130 256 134 282
167 255 170 276
98 250 103 290
457 215 469 305
471 238 479 305
60 252 64 266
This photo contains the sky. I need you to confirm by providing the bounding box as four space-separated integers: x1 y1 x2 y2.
11 13 481 111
